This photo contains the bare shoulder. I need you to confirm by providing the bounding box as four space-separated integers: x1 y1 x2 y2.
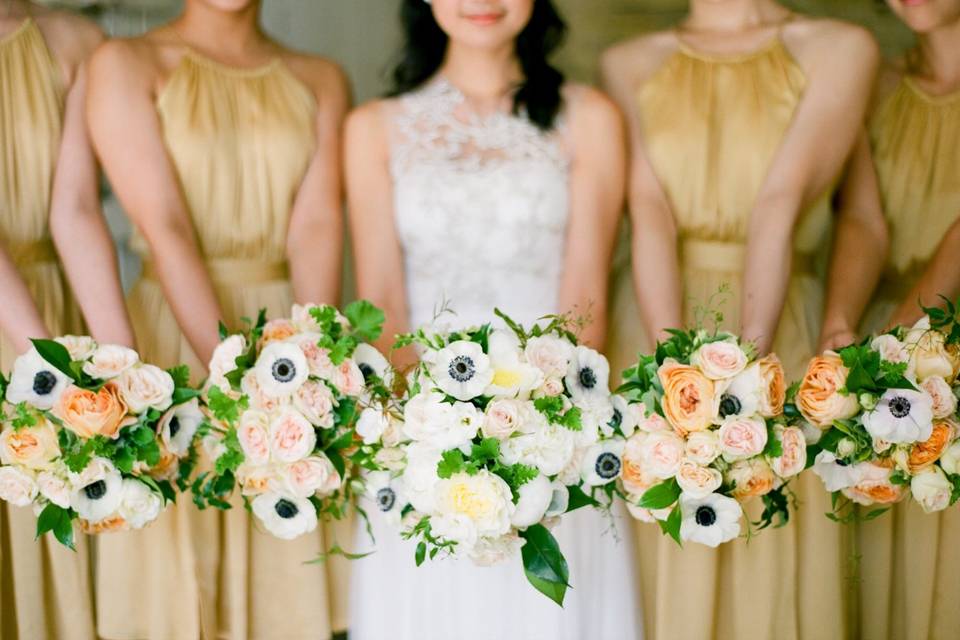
600 30 679 91
562 83 622 131
278 49 350 108
32 9 103 84
782 16 879 72
344 98 393 151
88 35 164 94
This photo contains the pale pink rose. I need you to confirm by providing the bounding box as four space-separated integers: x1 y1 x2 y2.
82 345 139 380
871 334 909 364
282 456 341 498
685 430 722 465
268 409 317 463
292 334 336 379
241 370 284 412
238 411 271 465
676 460 723 498
921 376 958 420
534 377 565 398
291 304 323 333
482 399 524 440
524 336 573 378
116 364 175 414
55 335 97 361
639 411 672 433
293 380 336 428
842 463 905 506
718 417 768 461
769 426 807 478
0 467 37 507
37 471 71 508
333 360 365 397
639 431 685 479
690 341 748 380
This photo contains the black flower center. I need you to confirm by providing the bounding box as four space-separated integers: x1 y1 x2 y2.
835 459 849 467
274 499 299 519
595 452 622 479
718 394 742 418
578 367 597 390
448 356 476 383
695 505 717 527
169 416 181 438
889 396 912 419
32 370 58 396
83 480 107 501
609 409 623 429
272 358 297 383
376 487 396 512
359 363 375 381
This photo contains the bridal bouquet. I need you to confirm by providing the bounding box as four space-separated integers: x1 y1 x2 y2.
194 301 388 540
616 329 803 547
0 337 200 547
372 310 627 605
797 314 960 517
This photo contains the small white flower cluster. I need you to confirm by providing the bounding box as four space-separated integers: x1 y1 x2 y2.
203 304 386 540
618 333 802 547
800 317 960 514
367 318 627 570
0 337 199 538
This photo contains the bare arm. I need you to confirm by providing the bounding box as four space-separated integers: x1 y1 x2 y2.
344 103 414 368
0 249 51 351
740 23 879 353
888 215 960 326
557 88 626 349
601 44 683 348
287 62 350 306
818 131 888 350
87 41 223 364
51 33 134 347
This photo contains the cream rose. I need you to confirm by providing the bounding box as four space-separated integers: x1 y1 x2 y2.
796 354 860 429
0 420 60 470
690 340 748 380
727 458 777 498
0 467 38 506
639 431 685 479
236 463 277 496
769 426 807 478
534 376 565 398
293 380 336 428
237 410 271 465
621 432 651 495
431 470 514 548
281 456 340 498
482 399 524 440
939 440 960 476
207 335 246 390
524 335 573 378
37 471 71 508
356 407 389 445
871 334 909 364
83 345 139 379
921 376 958 419
676 460 723 498
842 463 905 506
911 467 953 513
685 430 722 466
54 382 131 439
116 365 175 414
118 479 163 529
55 335 97 361
268 409 317 463
718 417 768 461
658 360 717 434
905 318 960 381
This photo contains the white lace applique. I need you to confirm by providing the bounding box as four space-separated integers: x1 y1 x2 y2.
390 77 572 330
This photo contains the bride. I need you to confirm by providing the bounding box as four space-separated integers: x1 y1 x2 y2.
345 0 640 638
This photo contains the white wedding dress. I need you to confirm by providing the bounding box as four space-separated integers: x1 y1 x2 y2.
348 76 642 640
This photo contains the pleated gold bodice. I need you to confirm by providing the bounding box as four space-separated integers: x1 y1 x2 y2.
637 37 831 272
870 78 960 288
0 18 62 271
132 50 317 270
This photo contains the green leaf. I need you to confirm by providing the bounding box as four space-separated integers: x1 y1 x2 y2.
638 478 681 510
657 504 682 546
11 403 38 430
36 504 75 550
437 449 466 479
470 438 500 464
344 300 386 343
520 524 570 606
565 485 600 513
415 541 427 567
166 365 192 390
130 425 155 446
30 339 76 381
762 425 784 459
206 386 247 425
171 387 201 406
306 542 375 564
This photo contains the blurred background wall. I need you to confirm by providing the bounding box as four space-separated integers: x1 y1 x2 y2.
38 0 915 297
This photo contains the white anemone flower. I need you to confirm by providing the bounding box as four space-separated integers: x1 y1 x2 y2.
718 364 762 419
580 439 625 486
252 492 318 540
353 343 393 388
71 458 123 523
564 346 611 403
254 342 309 398
366 471 406 526
430 340 494 401
6 347 70 410
484 330 543 399
811 450 864 492
158 398 204 456
862 388 934 444
679 492 742 547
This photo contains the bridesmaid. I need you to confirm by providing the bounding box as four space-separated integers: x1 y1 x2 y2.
602 1 878 638
86 0 349 638
820 1 960 637
0 2 133 639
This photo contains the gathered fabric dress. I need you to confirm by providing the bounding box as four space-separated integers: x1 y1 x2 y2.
95 50 348 640
0 18 94 640
606 36 849 640
348 77 642 640
856 76 960 640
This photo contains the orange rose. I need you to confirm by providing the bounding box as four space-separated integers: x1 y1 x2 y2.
842 463 905 505
658 360 716 435
79 515 127 534
54 383 131 440
0 419 60 470
758 354 786 417
796 354 860 429
258 319 297 347
728 458 777 499
620 432 651 495
908 420 956 473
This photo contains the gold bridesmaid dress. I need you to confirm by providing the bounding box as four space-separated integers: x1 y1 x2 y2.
96 51 345 640
607 37 849 639
856 77 960 640
0 18 94 640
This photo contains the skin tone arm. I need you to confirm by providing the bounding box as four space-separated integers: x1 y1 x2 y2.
87 41 224 364
0 250 51 351
818 131 889 350
557 87 626 349
888 215 960 326
286 61 351 306
345 102 416 369
740 23 879 353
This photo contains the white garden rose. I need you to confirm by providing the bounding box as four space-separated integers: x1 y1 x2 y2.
939 440 960 475
55 335 98 361
281 456 340 498
252 492 318 540
116 364 175 414
510 473 553 528
920 376 958 419
468 532 524 566
432 470 514 549
911 467 953 514
290 333 335 380
118 479 163 529
255 342 309 398
400 443 443 514
676 460 723 498
36 471 71 509
241 370 284 412
268 409 317 463
237 410 271 464
356 407 390 445
0 466 38 507
500 422 576 477
403 391 479 451
534 376 565 398
905 317 960 381
639 431 685 479
291 303 323 333
6 347 70 410
690 340 748 380
236 463 277 496
207 335 246 390
431 341 494 401
685 430 722 466
332 360 365 397
524 335 573 378
482 399 524 440
83 344 139 380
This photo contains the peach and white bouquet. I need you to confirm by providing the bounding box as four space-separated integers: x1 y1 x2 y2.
375 310 627 605
194 301 390 540
616 328 801 547
0 337 200 547
796 314 960 519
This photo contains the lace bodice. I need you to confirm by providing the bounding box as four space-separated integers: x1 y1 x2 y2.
389 77 571 329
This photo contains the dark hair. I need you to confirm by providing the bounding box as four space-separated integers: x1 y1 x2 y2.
389 0 567 131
